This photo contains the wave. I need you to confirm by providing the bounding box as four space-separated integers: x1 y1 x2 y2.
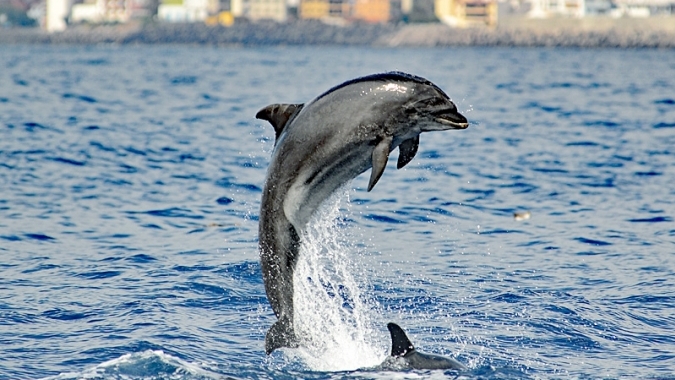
41 350 222 380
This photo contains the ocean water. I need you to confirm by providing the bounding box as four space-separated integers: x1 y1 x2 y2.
1 45 674 379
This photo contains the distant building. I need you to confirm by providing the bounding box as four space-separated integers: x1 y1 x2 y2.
28 1 47 27
156 0 286 23
248 0 287 21
157 0 217 21
298 0 329 18
584 0 611 14
435 0 497 26
298 0 391 22
298 0 349 19
230 0 242 16
70 0 151 23
400 0 412 14
352 0 390 22
204 9 235 24
406 0 437 21
527 0 585 17
523 0 675 19
70 0 100 22
610 0 673 16
46 0 69 30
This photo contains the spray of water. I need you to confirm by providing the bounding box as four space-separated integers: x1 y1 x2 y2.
290 187 387 371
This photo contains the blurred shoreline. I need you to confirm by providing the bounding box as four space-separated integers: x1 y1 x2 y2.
1 16 674 48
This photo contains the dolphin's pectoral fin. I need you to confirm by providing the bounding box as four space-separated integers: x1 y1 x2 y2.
368 135 393 192
255 103 304 141
265 316 299 355
387 322 415 357
397 135 420 169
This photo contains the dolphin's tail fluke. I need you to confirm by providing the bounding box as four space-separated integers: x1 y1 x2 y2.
265 317 299 355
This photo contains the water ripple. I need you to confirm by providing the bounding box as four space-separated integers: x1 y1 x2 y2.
1 46 674 380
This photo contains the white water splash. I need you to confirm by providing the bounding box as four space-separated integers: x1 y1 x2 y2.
291 188 387 371
41 350 219 380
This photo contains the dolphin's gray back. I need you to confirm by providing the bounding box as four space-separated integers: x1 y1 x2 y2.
387 322 467 371
405 350 467 371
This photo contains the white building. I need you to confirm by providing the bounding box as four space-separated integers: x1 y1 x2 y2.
46 0 70 31
231 0 243 16
157 0 285 22
70 0 104 22
71 0 151 23
528 0 585 17
247 0 287 21
158 0 218 21
610 0 673 16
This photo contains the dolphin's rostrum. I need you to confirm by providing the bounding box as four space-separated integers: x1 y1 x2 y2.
256 72 468 354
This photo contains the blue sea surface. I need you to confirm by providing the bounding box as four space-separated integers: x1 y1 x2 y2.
1 45 674 379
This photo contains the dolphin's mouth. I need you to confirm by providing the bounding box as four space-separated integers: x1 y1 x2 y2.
433 107 469 129
435 114 469 129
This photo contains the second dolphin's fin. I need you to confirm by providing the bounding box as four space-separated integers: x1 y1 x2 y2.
387 322 415 357
368 135 393 191
385 323 468 370
256 103 304 142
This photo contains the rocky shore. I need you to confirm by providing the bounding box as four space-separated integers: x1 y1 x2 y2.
381 19 675 48
1 17 674 48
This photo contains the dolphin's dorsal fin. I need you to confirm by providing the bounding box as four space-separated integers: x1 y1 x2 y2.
256 103 304 141
387 322 415 357
397 135 419 169
368 135 393 191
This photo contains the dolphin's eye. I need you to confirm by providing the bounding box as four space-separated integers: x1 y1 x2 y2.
423 97 444 107
411 97 443 110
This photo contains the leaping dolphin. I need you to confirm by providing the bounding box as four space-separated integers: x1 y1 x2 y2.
256 72 469 354
384 322 467 371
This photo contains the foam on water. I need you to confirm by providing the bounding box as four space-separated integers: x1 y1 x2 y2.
291 187 387 371
41 350 219 380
